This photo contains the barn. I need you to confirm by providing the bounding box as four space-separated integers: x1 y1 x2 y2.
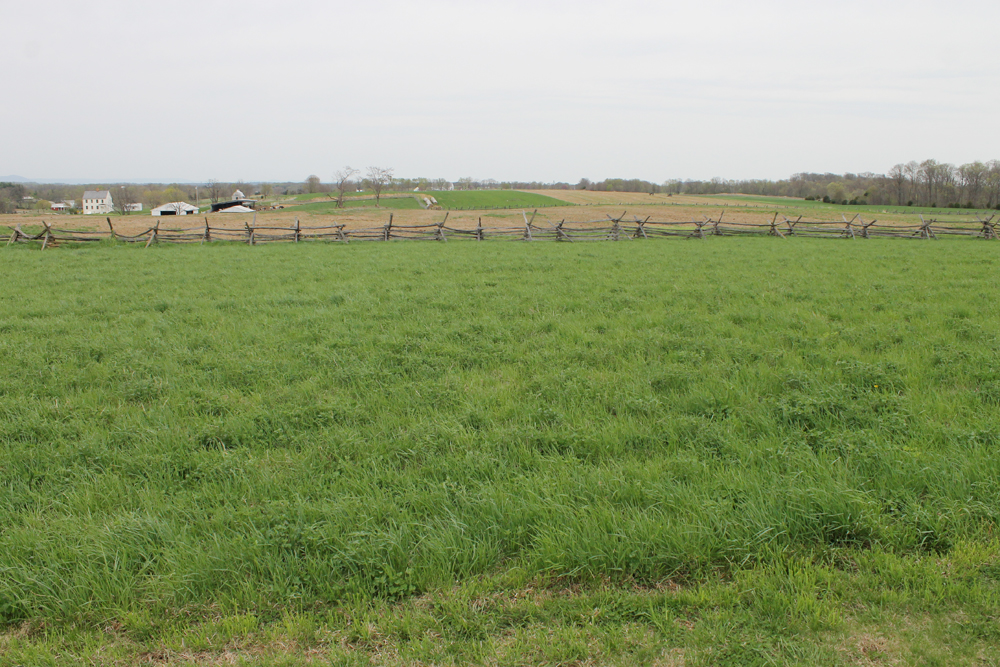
151 202 199 216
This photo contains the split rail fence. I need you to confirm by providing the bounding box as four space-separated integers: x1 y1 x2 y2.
5 211 998 249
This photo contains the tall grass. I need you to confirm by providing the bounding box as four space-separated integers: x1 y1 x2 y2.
1 237 999 637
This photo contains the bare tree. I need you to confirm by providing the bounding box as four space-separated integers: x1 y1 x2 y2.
888 164 907 205
207 179 224 203
113 184 138 215
958 162 987 207
331 166 358 208
0 183 21 214
365 166 393 206
986 160 1000 209
920 159 941 206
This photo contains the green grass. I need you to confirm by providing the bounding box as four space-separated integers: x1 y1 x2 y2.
288 190 381 201
704 193 999 216
285 196 423 213
283 190 569 212
2 238 1000 664
429 190 568 210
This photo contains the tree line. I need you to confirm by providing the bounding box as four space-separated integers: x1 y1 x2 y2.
6 159 1000 215
658 160 1000 208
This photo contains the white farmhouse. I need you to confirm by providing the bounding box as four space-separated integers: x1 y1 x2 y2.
82 190 113 215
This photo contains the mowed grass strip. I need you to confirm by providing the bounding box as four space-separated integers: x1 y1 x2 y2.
429 190 568 209
286 196 423 213
703 193 1000 216
2 238 1000 663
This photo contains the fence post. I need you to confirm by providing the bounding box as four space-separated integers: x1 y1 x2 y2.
768 213 785 238
978 215 997 240
6 224 21 246
383 214 393 241
436 212 449 242
145 221 159 248
476 216 484 241
204 217 211 243
842 214 857 239
633 216 648 239
555 220 572 242
688 220 705 240
40 221 53 250
918 215 936 239
106 217 116 240
294 217 300 243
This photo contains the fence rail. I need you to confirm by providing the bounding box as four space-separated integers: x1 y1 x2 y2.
5 211 998 249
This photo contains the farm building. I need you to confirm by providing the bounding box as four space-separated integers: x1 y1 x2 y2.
151 202 198 216
82 191 113 215
125 203 143 212
211 196 256 213
50 202 69 211
219 205 253 213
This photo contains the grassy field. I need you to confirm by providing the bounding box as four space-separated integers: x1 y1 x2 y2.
702 193 1000 216
12 191 989 240
428 190 568 210
286 196 424 213
2 238 1000 665
283 191 569 213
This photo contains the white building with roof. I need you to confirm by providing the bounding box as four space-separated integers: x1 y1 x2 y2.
151 202 199 216
82 191 113 215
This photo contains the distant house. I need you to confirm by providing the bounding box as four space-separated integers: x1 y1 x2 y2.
50 202 69 211
151 202 198 216
82 191 113 215
125 203 143 212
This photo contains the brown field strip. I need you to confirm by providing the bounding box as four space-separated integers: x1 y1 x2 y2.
4 208 995 247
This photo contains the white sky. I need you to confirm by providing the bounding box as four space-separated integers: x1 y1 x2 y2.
4 0 999 184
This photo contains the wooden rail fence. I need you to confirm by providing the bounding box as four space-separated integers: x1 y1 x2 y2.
5 212 998 249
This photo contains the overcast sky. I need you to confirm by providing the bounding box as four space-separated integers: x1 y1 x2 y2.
4 0 999 184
